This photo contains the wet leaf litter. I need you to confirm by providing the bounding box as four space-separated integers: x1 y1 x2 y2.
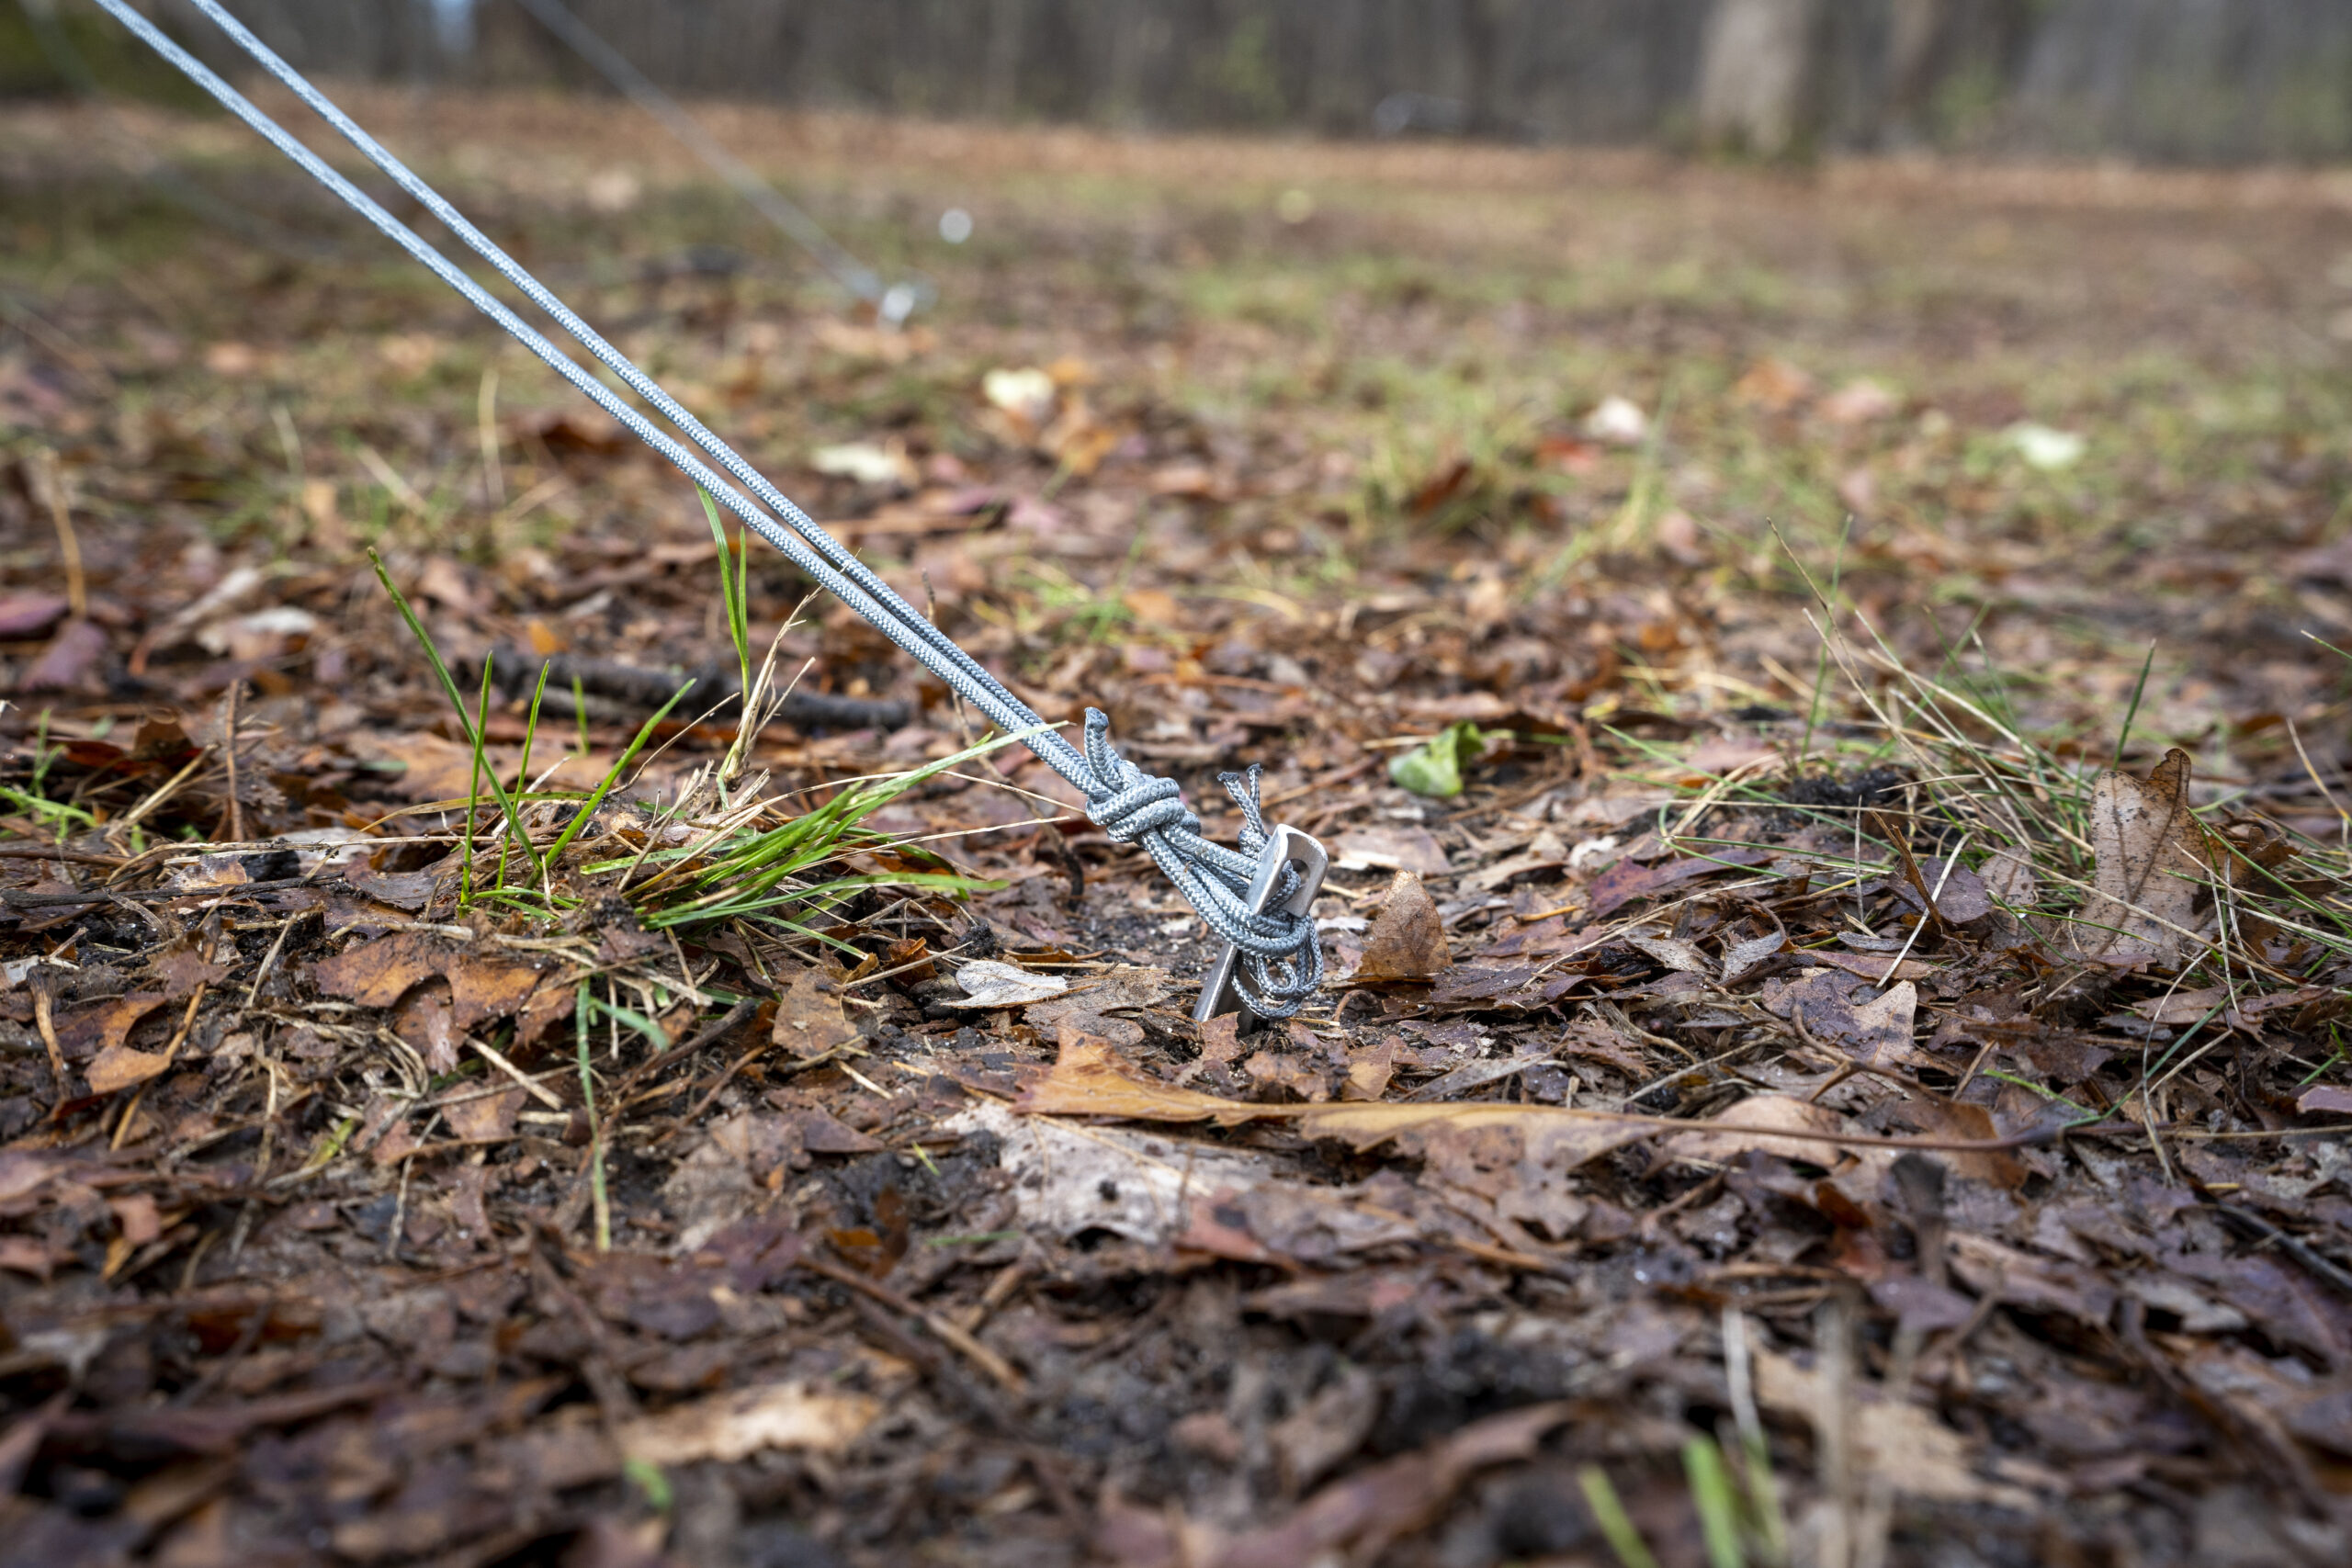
4 94 2352 1568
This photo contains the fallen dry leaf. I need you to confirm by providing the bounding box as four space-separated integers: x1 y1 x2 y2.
1025 964 1173 1030
0 590 67 638
311 931 548 1023
1981 844 2039 907
1805 950 1938 985
1300 1100 1653 1160
947 957 1070 1008
1425 962 1587 1012
1665 1094 1851 1166
1624 931 1712 975
1818 376 1899 423
85 1043 174 1096
2075 747 2210 967
616 1380 879 1465
2132 985 2228 1024
1734 355 1817 412
20 618 107 691
1340 1037 1394 1100
946 1098 1272 1246
770 966 861 1057
1213 1401 1573 1568
1014 1035 1910 1188
357 731 521 803
1751 1348 2030 1506
1722 931 1789 984
1587 846 1770 918
1330 825 1451 875
443 1088 525 1143
1916 856 1993 922
1016 1033 1274 1126
1351 869 1450 982
55 992 173 1060
1762 971 1932 1069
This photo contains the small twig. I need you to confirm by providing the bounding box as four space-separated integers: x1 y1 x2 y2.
1952 1035 2001 1099
219 682 245 847
800 1254 1027 1396
2210 1201 2352 1299
113 983 207 1150
243 907 317 1010
0 844 128 866
30 968 68 1100
32 449 85 619
108 750 211 845
677 1041 773 1126
601 996 758 1114
1817 1296 1855 1568
2 872 339 908
1637 1173 1723 1240
383 1153 413 1261
470 1033 568 1111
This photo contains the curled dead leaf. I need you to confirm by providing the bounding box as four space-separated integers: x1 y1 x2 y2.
1351 869 1450 983
2075 748 2211 968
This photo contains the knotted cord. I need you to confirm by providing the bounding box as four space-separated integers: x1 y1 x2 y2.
86 0 1322 1016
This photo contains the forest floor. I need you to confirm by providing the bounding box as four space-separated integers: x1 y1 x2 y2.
4 88 2352 1568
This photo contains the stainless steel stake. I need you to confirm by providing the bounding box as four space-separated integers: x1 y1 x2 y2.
1192 825 1328 1032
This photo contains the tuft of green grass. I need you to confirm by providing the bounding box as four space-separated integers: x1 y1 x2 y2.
1603 537 2352 1103
368 549 989 944
601 724 1040 935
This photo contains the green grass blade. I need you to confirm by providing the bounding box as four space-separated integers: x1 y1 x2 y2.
581 991 673 1051
462 646 494 902
1579 1466 1662 1568
699 487 752 694
2112 640 2157 770
574 979 609 1252
1682 1437 1746 1568
368 548 544 879
541 679 695 865
499 661 553 897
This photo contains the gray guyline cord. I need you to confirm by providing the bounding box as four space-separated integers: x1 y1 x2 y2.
508 0 928 324
86 0 1323 1019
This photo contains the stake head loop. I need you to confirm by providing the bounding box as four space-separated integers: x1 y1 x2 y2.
1192 823 1327 1033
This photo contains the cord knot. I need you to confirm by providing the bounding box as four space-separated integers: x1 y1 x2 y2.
1076 711 1323 1019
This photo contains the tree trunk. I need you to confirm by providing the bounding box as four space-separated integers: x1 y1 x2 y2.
1694 0 1820 157
1880 0 1949 141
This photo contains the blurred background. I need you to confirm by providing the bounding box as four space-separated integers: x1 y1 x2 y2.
12 0 2352 162
3 0 2348 787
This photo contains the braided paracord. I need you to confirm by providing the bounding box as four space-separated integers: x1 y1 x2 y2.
87 0 1324 1018
1078 716 1321 1015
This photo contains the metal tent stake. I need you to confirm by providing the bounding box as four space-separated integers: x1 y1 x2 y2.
1193 825 1328 1032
